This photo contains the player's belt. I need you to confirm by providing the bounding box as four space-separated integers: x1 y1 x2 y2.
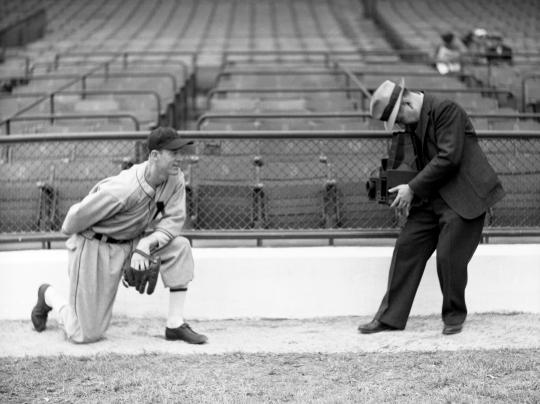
93 233 129 244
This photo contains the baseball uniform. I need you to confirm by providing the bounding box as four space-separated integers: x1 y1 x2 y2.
59 161 193 343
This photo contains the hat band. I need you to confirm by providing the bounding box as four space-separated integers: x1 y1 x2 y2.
380 85 402 122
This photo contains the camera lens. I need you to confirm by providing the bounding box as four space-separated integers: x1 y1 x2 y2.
366 180 376 200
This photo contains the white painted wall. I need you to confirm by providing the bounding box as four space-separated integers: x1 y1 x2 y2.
1 245 539 321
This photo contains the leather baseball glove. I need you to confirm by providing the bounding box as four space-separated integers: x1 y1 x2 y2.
122 249 161 295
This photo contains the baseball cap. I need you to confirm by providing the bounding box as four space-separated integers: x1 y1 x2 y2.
147 127 193 151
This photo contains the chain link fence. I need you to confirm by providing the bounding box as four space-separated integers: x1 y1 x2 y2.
0 132 539 237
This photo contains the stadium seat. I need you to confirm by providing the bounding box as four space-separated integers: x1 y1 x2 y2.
188 155 260 229
0 161 55 232
257 159 330 229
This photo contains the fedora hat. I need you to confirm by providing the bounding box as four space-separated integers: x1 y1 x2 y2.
369 78 405 132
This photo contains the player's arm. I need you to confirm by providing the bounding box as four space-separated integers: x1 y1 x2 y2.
62 190 124 235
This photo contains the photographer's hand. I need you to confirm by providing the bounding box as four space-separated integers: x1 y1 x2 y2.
389 184 414 217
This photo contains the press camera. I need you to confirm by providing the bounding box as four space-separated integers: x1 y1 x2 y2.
366 131 420 205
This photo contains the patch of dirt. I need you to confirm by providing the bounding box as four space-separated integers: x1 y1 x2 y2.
1 313 539 357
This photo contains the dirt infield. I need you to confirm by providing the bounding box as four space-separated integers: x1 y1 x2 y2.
1 313 539 357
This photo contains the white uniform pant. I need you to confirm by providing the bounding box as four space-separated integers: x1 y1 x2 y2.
60 233 194 343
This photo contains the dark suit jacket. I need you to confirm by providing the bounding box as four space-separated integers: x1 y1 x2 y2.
408 94 505 219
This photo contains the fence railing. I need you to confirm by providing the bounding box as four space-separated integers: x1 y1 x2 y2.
197 112 540 130
1 130 539 246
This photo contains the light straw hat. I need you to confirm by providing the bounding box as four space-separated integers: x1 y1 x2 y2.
369 78 405 132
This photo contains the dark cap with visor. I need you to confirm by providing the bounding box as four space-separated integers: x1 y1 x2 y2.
147 127 193 151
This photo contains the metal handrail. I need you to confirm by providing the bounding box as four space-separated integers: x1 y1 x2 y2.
403 87 514 96
0 89 162 121
214 68 349 89
219 49 410 66
29 60 104 75
1 130 540 145
328 61 372 107
53 50 196 80
0 71 177 130
206 86 517 101
197 112 372 129
350 48 540 59
214 63 373 109
2 114 140 133
0 60 118 126
29 58 191 108
30 57 191 122
206 87 367 109
352 69 474 80
45 58 189 87
470 112 540 120
52 51 195 106
219 49 540 67
2 71 179 93
221 50 332 68
195 112 540 130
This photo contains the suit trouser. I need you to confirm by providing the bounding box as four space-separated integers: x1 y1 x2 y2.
375 196 485 329
60 233 194 343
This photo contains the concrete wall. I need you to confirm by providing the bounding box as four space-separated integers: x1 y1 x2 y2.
1 245 539 321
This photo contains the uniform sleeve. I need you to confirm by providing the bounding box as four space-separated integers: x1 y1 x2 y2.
153 176 187 242
408 101 466 198
62 188 125 235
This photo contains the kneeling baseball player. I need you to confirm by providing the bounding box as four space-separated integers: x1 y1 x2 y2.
31 127 207 344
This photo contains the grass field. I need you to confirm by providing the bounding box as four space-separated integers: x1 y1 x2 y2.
2 349 539 403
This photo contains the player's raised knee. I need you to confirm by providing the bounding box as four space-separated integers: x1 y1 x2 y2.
170 236 192 251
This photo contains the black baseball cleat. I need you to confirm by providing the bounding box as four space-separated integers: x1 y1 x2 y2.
31 284 52 332
165 323 208 344
442 323 464 335
358 319 399 334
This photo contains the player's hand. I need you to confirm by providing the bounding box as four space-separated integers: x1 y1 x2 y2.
389 184 414 218
131 241 151 270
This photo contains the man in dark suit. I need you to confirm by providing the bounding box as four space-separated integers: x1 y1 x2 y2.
359 79 505 335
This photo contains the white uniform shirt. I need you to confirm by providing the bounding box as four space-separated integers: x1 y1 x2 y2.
62 162 186 243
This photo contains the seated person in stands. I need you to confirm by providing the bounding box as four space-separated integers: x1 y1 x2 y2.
484 34 513 65
461 28 488 65
30 127 208 345
434 32 467 75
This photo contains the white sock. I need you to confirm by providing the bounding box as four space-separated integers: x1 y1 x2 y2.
44 286 68 314
166 290 187 329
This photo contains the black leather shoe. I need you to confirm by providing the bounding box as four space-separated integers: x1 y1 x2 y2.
165 323 208 344
31 284 52 332
358 319 398 334
442 323 463 335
